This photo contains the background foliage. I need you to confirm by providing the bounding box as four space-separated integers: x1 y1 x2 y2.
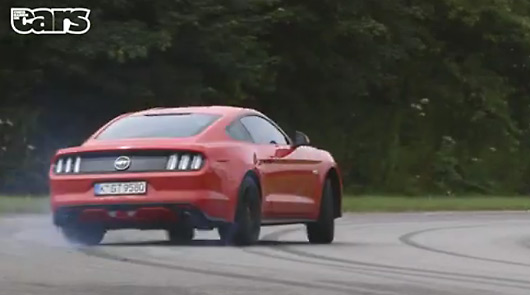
2 0 530 195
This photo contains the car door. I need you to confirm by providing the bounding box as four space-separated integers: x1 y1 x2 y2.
277 144 321 216
240 115 318 218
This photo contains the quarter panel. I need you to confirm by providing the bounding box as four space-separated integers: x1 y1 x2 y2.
306 148 342 219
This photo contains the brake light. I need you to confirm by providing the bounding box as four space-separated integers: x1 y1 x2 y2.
167 153 204 171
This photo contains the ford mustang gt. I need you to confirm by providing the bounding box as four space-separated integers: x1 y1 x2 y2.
49 106 343 246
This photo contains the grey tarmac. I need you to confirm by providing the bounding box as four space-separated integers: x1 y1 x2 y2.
1 212 529 295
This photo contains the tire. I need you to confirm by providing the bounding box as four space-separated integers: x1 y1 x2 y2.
306 179 335 244
61 225 105 246
218 176 261 246
167 224 194 244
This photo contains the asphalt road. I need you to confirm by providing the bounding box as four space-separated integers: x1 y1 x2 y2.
1 212 530 295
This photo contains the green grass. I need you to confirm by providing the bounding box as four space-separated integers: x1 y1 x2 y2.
1 195 530 215
0 196 50 215
343 195 530 212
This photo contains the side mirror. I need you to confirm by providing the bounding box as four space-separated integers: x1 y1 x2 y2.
292 131 310 148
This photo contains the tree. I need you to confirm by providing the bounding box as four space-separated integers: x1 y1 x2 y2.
2 0 530 195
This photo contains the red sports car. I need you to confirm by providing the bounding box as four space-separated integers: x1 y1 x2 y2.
49 106 343 246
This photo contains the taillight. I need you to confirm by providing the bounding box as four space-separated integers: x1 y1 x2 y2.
54 156 81 174
55 158 64 174
190 154 203 170
74 156 81 173
167 153 204 171
65 158 72 173
166 154 178 170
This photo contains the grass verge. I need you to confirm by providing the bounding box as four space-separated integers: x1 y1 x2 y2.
343 196 530 212
1 195 530 215
0 196 50 215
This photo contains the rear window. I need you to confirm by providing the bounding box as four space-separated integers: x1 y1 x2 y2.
96 113 220 140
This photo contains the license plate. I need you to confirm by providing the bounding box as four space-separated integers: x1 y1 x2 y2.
94 181 147 196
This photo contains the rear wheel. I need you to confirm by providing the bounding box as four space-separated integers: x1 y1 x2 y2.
218 176 261 246
61 225 105 246
306 179 335 244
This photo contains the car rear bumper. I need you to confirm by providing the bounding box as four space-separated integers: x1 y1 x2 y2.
52 189 230 219
50 169 236 226
53 202 227 230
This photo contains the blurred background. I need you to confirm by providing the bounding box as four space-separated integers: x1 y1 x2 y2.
2 0 530 196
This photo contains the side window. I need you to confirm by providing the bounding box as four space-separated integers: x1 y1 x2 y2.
240 116 289 145
226 120 253 142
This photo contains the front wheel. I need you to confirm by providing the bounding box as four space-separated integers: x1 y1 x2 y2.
61 225 106 246
306 179 335 244
218 176 261 246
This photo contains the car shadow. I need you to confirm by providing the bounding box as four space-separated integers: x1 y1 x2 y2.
100 239 355 247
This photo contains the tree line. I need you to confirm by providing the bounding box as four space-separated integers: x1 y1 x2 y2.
2 0 530 195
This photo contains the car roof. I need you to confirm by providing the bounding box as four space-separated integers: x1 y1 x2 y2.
133 105 257 117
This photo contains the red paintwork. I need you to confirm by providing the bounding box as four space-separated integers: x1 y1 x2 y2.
77 207 178 225
49 106 342 226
